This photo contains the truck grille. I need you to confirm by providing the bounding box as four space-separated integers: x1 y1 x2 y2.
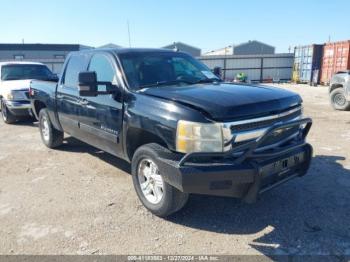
258 125 300 148
227 106 302 151
230 109 302 132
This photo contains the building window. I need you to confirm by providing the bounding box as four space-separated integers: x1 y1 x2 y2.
14 55 24 60
54 55 65 59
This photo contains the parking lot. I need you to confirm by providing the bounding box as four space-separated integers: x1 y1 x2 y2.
0 83 349 256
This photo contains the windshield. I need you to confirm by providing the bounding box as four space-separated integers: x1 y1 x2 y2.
1 64 53 81
118 52 220 89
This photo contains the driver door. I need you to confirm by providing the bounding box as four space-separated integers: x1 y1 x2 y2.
78 52 124 157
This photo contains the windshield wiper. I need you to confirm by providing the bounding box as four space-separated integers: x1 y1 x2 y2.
138 79 194 89
4 78 21 81
194 78 221 84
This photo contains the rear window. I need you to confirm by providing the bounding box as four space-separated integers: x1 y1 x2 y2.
1 64 53 81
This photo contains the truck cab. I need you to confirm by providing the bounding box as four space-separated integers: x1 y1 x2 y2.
29 48 313 217
0 62 57 124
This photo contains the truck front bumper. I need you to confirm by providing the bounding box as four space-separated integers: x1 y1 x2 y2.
4 100 32 116
156 118 313 202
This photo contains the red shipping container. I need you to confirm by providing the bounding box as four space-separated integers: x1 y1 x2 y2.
321 40 350 84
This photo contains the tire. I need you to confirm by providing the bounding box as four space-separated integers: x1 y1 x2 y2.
132 143 189 217
330 88 350 111
26 110 37 122
38 108 64 148
1 100 17 124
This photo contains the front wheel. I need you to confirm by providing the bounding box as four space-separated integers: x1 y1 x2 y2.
132 144 189 217
330 88 350 111
38 109 64 148
1 100 16 124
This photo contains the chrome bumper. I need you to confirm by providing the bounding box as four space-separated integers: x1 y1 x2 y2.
5 100 31 110
222 106 303 151
178 118 312 166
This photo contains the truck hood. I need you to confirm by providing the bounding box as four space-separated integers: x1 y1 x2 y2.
141 83 302 121
0 80 31 93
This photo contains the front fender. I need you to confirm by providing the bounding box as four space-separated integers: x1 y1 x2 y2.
123 92 211 159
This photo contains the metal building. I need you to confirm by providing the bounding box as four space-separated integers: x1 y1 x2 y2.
203 40 275 56
99 43 123 49
199 53 293 82
203 46 234 56
0 44 91 74
162 42 201 57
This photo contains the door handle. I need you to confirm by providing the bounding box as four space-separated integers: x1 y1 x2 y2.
79 99 89 106
56 93 64 99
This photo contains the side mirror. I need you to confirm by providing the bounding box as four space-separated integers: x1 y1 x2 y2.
213 67 222 78
78 71 98 97
49 74 59 82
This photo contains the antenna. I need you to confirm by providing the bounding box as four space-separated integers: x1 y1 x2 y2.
127 20 131 48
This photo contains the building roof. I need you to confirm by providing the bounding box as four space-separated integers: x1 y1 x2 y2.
203 41 275 56
162 42 201 51
203 45 234 55
234 40 275 49
98 43 123 49
0 44 91 51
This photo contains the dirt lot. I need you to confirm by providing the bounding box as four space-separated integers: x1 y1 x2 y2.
0 84 349 257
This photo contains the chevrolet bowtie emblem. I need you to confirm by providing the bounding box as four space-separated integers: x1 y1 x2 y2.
272 128 284 136
272 127 292 136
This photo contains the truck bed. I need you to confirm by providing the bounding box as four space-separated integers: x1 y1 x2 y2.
30 80 60 128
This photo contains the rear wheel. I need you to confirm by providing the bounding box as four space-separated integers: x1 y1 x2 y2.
330 88 350 111
1 101 16 124
39 109 64 148
132 144 189 217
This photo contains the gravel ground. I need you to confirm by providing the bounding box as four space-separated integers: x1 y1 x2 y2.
0 83 349 257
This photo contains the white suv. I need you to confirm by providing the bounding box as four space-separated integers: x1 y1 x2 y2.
0 62 56 124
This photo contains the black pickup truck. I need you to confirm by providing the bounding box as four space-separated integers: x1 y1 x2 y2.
29 48 313 217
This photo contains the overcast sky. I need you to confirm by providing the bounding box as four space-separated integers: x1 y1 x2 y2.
1 0 349 53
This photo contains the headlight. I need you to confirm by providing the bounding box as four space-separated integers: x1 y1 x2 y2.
176 120 224 153
6 93 14 100
5 91 26 101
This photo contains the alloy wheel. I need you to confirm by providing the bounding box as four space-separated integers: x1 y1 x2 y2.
41 116 50 142
137 158 164 204
334 93 346 107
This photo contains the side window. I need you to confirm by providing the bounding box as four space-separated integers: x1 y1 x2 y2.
88 54 116 91
63 54 89 88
